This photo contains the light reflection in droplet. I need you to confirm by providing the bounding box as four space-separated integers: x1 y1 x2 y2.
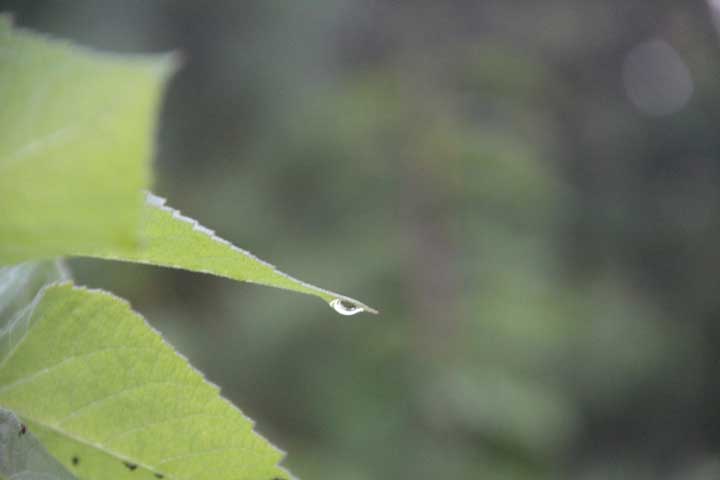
329 298 364 316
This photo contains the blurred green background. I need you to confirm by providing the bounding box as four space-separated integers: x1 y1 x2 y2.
6 1 720 478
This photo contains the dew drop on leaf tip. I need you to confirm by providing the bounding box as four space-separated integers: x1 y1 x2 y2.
329 298 375 316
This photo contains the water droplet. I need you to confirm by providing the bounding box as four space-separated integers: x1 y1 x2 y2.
330 298 364 316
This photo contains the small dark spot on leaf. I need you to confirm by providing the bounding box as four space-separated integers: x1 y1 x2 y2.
154 474 164 479
19 424 26 436
123 461 137 471
71 456 79 466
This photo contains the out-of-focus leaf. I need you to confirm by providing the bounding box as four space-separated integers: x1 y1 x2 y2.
0 407 76 480
0 282 294 480
0 262 69 329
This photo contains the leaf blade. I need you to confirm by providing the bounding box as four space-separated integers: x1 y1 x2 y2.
0 17 374 313
0 283 293 480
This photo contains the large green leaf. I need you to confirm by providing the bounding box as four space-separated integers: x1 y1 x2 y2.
0 278 293 480
0 17 374 314
0 407 76 480
0 16 172 263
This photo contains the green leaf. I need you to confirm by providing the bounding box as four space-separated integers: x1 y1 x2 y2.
0 18 374 314
88 194 377 314
0 407 76 480
0 280 294 480
0 16 174 265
